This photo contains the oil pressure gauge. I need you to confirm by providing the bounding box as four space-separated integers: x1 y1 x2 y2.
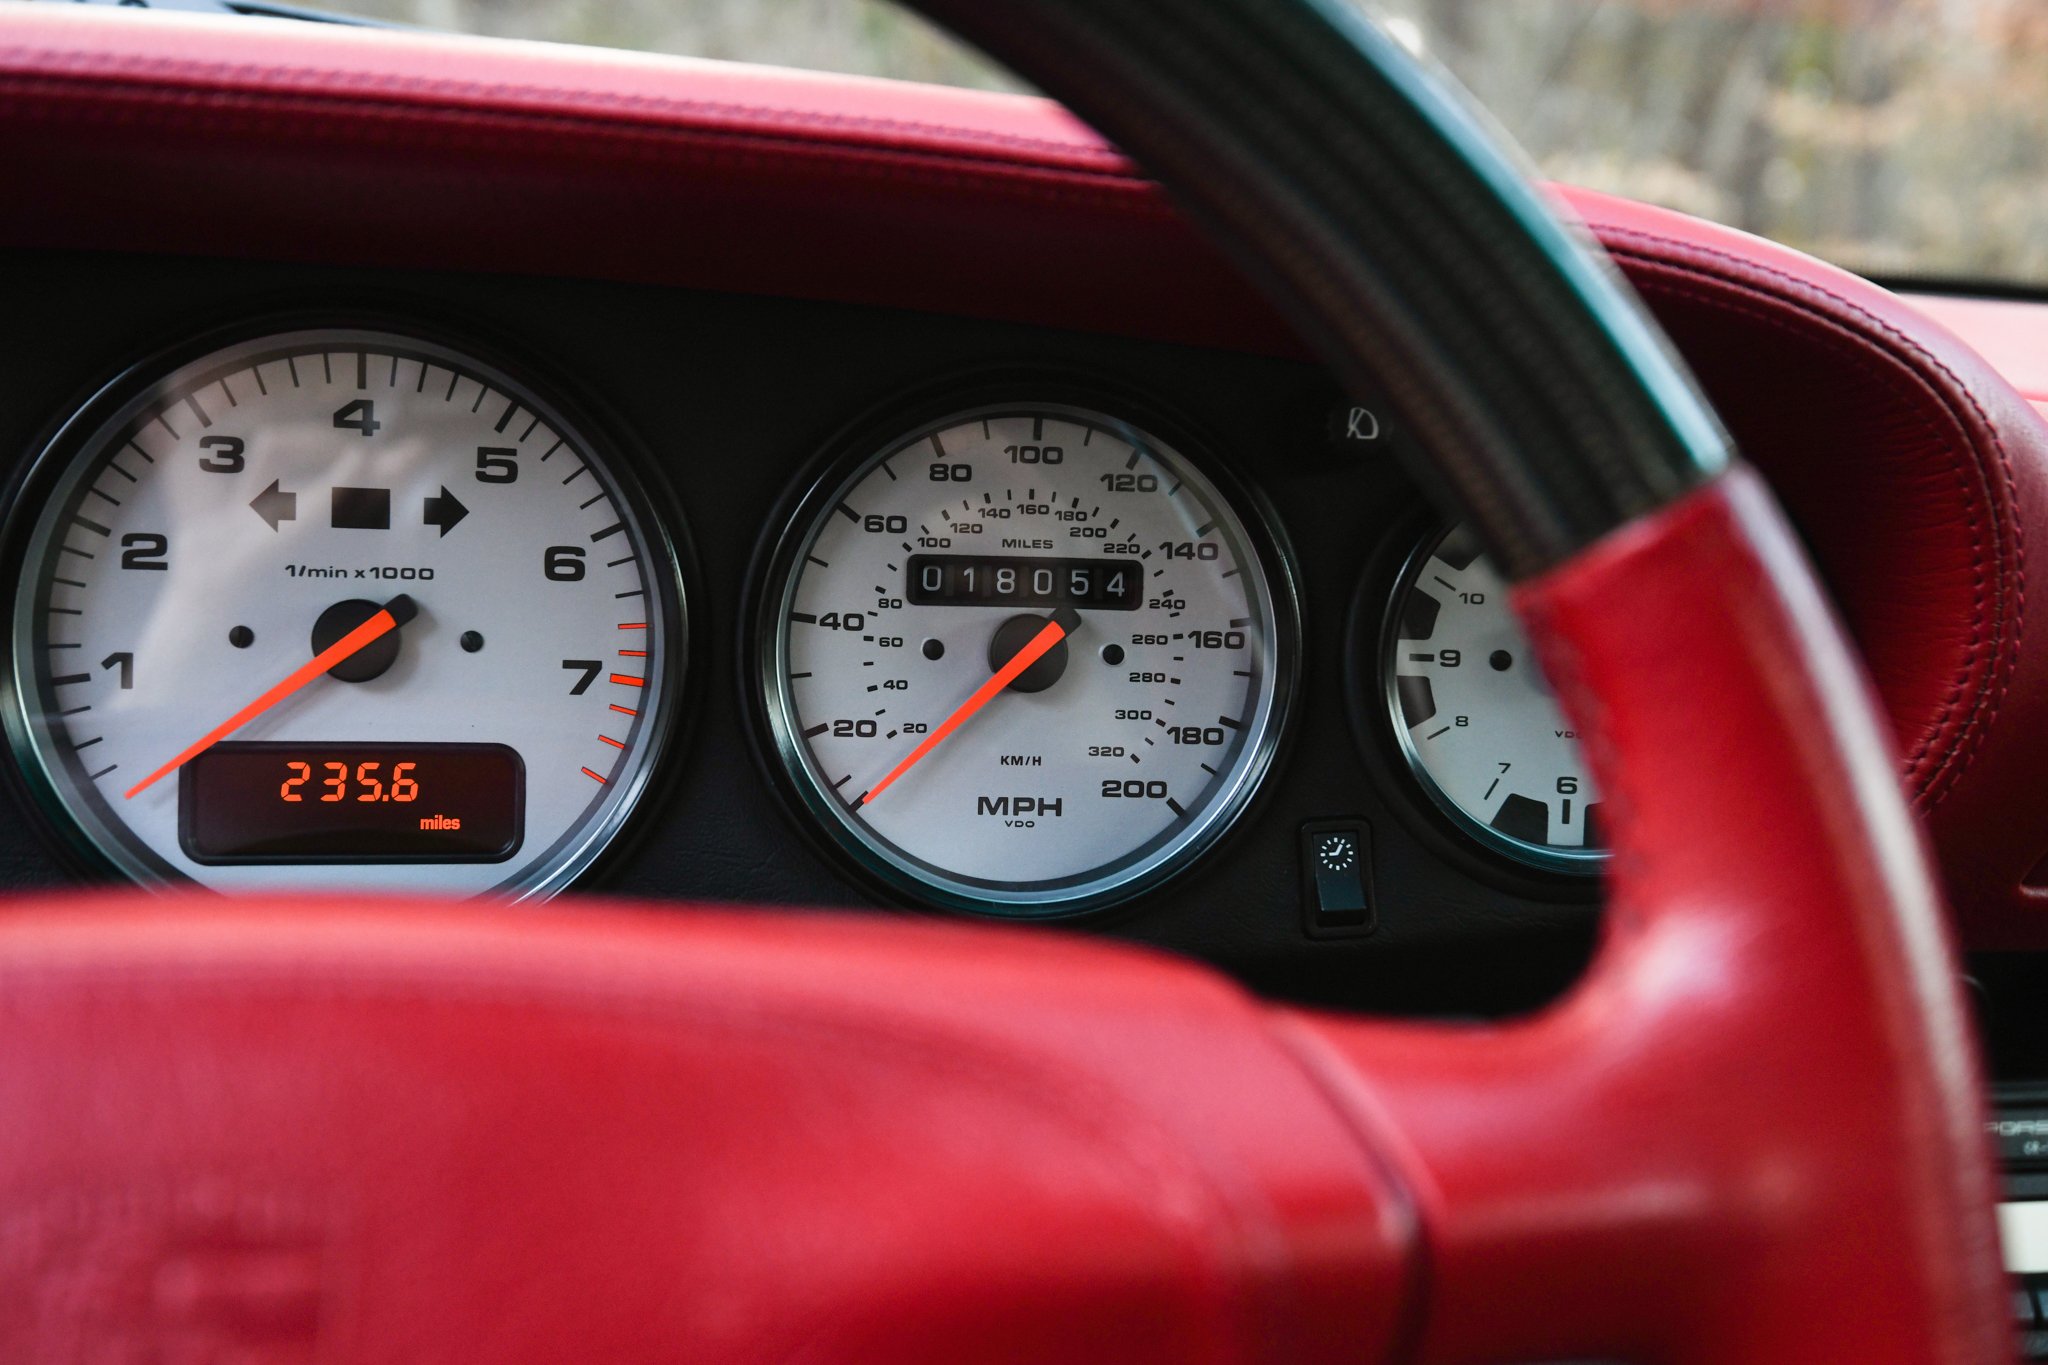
1383 524 1604 874
755 398 1297 918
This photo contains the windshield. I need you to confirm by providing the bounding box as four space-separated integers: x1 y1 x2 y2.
64 0 2048 289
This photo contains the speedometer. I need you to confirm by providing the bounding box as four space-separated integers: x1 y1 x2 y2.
755 399 1296 917
3 323 685 898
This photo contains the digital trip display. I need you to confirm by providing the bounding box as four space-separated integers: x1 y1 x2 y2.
905 555 1141 611
180 742 524 864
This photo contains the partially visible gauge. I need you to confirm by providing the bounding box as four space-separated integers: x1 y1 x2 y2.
756 398 1297 918
1383 524 1603 873
3 324 686 898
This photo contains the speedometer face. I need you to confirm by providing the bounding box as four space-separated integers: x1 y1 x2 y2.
1383 525 1602 872
4 326 684 898
757 401 1296 917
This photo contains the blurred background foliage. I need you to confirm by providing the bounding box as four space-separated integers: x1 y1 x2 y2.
306 0 2048 286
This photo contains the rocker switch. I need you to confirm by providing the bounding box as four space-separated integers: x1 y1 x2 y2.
1302 821 1372 935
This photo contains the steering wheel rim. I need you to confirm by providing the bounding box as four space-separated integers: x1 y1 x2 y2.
885 0 2004 1359
0 3 2008 1363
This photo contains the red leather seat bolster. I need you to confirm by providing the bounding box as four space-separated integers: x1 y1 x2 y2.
0 897 1415 1364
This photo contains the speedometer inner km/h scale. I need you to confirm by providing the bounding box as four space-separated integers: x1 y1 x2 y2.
759 401 1296 917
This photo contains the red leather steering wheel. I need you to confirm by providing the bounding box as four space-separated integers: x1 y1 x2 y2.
0 2 2009 1362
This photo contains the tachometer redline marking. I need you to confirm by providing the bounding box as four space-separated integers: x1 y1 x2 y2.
597 735 625 750
609 674 644 688
609 704 638 717
581 767 607 784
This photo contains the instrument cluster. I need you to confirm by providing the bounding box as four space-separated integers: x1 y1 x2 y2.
0 266 1605 954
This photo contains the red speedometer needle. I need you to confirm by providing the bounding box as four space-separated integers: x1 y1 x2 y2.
855 606 1079 810
123 594 419 800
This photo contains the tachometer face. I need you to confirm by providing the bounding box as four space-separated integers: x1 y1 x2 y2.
4 326 685 898
758 401 1296 917
1383 525 1603 873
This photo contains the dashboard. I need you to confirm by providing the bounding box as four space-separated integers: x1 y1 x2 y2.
7 7 2048 1019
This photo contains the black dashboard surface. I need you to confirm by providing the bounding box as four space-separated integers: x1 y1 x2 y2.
0 251 1598 1013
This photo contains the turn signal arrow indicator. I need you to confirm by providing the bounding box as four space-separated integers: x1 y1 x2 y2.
249 479 297 532
423 487 469 537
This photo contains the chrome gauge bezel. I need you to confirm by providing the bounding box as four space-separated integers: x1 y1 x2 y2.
0 313 694 900
749 388 1302 920
1378 524 1606 878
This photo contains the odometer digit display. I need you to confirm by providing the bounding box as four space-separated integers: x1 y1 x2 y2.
181 742 524 863
905 555 1141 610
758 400 1297 918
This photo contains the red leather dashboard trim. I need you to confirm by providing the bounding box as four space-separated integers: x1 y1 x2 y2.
1559 191 2048 947
0 8 1298 353
4 7 2048 941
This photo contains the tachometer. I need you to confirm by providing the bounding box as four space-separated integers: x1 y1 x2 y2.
756 399 1296 917
3 324 685 898
1383 524 1602 872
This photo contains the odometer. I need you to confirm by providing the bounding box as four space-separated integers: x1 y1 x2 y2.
756 400 1297 918
181 742 523 864
3 325 685 898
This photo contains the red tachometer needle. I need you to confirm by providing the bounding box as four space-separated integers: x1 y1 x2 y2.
123 594 418 800
855 606 1079 810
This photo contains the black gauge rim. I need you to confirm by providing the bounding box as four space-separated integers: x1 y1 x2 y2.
0 312 694 901
746 374 1302 921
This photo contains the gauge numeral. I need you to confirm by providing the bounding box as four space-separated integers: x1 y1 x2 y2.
831 719 878 738
1188 630 1246 650
1099 473 1158 493
475 447 518 484
928 463 971 482
814 611 866 631
1004 444 1063 465
1557 777 1579 794
1167 726 1225 747
1157 541 1219 560
119 533 168 571
1102 779 1170 799
197 435 245 473
100 652 133 690
544 545 586 581
1438 649 1461 667
862 514 908 534
563 659 601 695
332 400 382 437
